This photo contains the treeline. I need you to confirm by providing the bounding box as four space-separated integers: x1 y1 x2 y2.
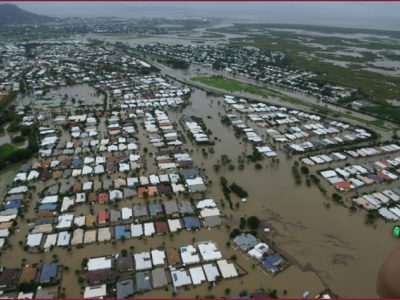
0 91 17 112
0 126 38 170
165 59 189 69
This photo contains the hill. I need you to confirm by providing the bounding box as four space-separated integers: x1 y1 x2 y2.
0 4 57 24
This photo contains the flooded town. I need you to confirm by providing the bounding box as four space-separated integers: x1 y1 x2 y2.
1 2 400 299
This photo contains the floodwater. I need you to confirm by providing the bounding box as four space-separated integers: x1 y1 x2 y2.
51 84 103 106
2 83 400 299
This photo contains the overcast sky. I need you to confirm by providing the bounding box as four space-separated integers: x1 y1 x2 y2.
2 1 400 30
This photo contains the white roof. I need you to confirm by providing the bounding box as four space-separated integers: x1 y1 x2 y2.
87 257 112 271
144 222 155 236
27 233 43 247
44 233 58 249
131 224 143 237
84 285 107 299
198 242 222 261
202 264 220 282
122 207 133 220
217 260 238 278
180 245 200 264
171 269 192 287
196 199 216 209
168 219 182 232
134 252 152 271
57 231 71 246
151 249 166 266
189 267 206 285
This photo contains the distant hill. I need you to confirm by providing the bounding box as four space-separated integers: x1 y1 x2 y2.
0 4 57 24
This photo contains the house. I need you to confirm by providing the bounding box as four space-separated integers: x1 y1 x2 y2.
178 201 194 215
202 263 220 283
183 216 200 230
164 201 179 215
116 280 134 299
262 254 282 273
189 266 207 285
98 193 109 204
179 245 200 264
203 216 222 228
149 204 163 217
133 206 148 218
171 269 192 288
115 225 131 239
116 255 134 272
136 272 151 291
152 269 168 289
0 268 19 288
217 260 238 279
86 269 111 284
18 267 37 285
98 211 110 224
155 222 169 235
39 264 57 283
135 252 152 271
198 242 222 261
87 257 112 271
110 210 122 223
165 249 181 265
248 243 269 260
234 233 258 251
84 284 107 299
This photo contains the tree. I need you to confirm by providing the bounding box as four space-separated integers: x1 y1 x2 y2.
301 166 309 174
247 216 260 229
225 288 231 295
231 254 237 261
255 163 262 169
121 249 128 257
78 277 84 284
220 176 228 186
12 135 25 143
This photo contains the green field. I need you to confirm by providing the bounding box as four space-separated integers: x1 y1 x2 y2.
0 143 19 159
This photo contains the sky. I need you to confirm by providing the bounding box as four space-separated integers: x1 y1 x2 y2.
2 1 400 30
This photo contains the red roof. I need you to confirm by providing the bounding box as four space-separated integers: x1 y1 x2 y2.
98 193 109 203
110 138 118 144
381 160 391 167
41 162 51 168
109 127 120 131
335 181 352 189
377 171 391 180
98 211 110 223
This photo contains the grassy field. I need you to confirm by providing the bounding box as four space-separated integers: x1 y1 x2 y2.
0 143 18 160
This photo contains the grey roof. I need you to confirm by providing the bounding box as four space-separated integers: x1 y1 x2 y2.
117 280 134 299
188 184 207 192
203 216 222 227
0 208 19 216
152 269 168 288
47 185 59 195
148 204 163 216
5 194 24 201
59 183 72 194
62 169 72 178
35 288 56 299
164 201 179 215
133 206 148 218
178 201 194 214
136 272 151 291
103 180 113 190
123 188 137 198
180 169 199 179
93 181 102 190
19 164 31 172
110 210 122 223
234 233 258 251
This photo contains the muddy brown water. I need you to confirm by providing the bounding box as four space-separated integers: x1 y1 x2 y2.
1 86 399 299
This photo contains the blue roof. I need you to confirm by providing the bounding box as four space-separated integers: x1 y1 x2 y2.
115 225 131 239
262 261 278 273
264 253 282 265
123 123 133 127
38 204 57 211
5 200 21 209
39 264 57 282
183 217 200 229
